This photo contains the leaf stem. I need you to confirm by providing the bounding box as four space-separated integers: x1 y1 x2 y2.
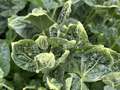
52 8 57 19
2 84 13 90
80 78 83 90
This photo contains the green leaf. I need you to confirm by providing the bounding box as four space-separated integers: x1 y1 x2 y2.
49 37 69 47
28 0 43 7
23 85 36 90
102 72 120 89
70 1 91 23
13 73 25 90
47 77 63 90
0 0 27 17
65 73 89 90
63 40 76 49
11 38 70 74
0 40 10 76
62 22 89 48
8 16 42 39
83 0 120 8
34 52 55 73
111 36 120 53
7 0 120 89
55 50 70 66
104 85 117 90
11 39 40 72
87 19 120 51
38 87 46 90
66 45 117 82
28 0 80 10
25 8 54 32
57 0 72 24
6 29 17 44
35 35 48 50
49 21 89 49
9 8 54 38
28 0 59 10
89 81 104 90
0 16 7 34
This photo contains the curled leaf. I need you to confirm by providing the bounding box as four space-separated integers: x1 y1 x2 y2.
25 8 54 32
35 35 48 50
34 52 55 73
57 0 72 24
47 77 63 90
11 39 40 72
65 73 89 90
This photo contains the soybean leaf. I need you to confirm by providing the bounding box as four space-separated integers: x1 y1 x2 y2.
6 29 17 44
0 16 7 34
79 0 120 51
65 73 89 90
11 39 40 72
70 0 120 52
49 37 76 49
83 0 120 8
0 40 10 76
57 0 72 24
66 45 117 82
11 37 70 74
6 0 120 90
35 35 48 50
28 0 80 10
87 18 120 52
28 0 43 7
47 77 63 90
104 85 117 90
70 1 91 23
38 87 46 90
25 8 54 32
63 22 89 43
57 22 89 49
28 0 60 10
8 16 40 39
0 0 27 17
89 81 104 90
9 8 54 38
102 72 120 89
49 22 89 49
34 52 56 73
49 37 69 47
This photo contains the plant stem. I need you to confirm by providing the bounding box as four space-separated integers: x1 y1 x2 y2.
52 8 57 19
80 78 83 90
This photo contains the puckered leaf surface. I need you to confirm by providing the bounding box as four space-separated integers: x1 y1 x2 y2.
66 45 120 82
11 39 40 72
